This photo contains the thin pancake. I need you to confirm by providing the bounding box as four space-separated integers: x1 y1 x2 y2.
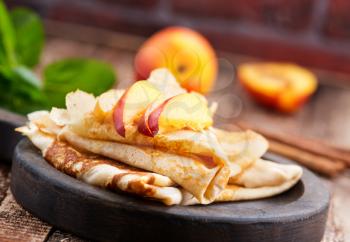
181 159 302 205
20 112 231 204
17 125 182 205
61 128 230 204
213 128 269 183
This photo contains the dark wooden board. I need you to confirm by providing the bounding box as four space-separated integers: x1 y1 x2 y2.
11 139 330 242
0 108 25 163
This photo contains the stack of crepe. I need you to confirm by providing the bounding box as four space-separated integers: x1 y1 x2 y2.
17 68 302 206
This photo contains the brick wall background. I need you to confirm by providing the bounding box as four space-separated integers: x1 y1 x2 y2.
6 0 350 74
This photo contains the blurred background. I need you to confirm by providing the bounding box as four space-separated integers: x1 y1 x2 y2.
5 0 349 145
5 0 350 74
0 0 350 241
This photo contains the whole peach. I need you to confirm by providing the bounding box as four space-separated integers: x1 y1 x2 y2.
134 27 217 94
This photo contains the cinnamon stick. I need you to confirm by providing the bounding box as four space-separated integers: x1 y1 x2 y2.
269 140 346 177
237 122 350 167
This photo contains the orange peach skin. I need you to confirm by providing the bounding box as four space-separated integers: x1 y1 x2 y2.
134 26 218 94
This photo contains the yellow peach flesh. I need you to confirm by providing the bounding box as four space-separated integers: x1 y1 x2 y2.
158 92 213 132
238 63 317 112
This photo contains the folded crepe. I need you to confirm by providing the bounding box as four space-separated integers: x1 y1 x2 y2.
21 111 230 204
213 128 269 183
16 68 303 206
17 123 182 205
182 159 302 205
60 130 301 206
18 120 302 206
17 117 302 205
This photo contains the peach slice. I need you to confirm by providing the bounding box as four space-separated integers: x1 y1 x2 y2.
238 62 318 113
137 112 153 137
139 92 213 136
137 100 161 137
94 89 125 120
113 81 161 137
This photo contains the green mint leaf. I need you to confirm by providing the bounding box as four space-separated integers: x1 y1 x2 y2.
0 0 17 66
0 65 46 114
10 8 44 67
43 58 116 108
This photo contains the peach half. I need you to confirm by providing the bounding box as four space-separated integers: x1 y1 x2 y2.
238 62 318 113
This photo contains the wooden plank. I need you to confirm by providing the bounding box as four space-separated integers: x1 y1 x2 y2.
298 85 350 149
0 189 51 242
322 201 345 242
330 172 350 242
0 164 10 203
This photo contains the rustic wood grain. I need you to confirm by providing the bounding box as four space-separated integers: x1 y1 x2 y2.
0 164 10 203
0 189 51 242
329 171 350 242
322 202 345 242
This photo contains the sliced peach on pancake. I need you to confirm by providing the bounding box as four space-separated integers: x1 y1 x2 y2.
94 89 124 120
113 81 161 137
137 96 169 137
139 92 213 136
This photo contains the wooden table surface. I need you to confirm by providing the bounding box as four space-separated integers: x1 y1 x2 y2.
0 21 348 242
